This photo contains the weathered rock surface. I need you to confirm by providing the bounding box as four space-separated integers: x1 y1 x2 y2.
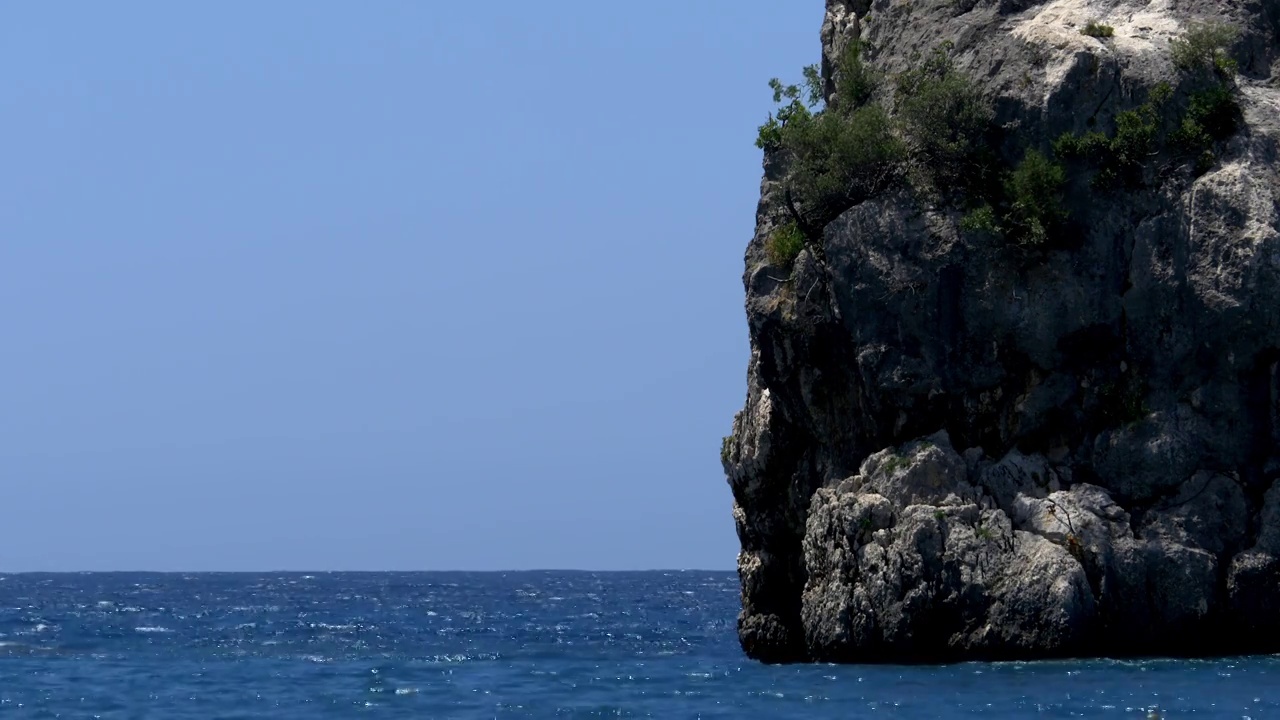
724 0 1280 662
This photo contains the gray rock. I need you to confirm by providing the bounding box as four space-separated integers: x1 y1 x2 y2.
1253 479 1280 554
977 448 1053 512
1138 472 1248 556
726 0 1280 662
1227 550 1280 646
800 436 1095 660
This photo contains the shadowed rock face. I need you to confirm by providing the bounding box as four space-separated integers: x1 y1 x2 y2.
724 0 1280 663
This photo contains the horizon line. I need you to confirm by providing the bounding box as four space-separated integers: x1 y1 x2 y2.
0 568 737 575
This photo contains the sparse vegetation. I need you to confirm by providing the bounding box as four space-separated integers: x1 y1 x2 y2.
882 453 910 474
758 41 995 233
766 222 807 267
1170 21 1240 76
1166 23 1242 174
757 41 904 232
752 23 1245 259
833 37 880 109
755 69 824 153
1004 150 1068 246
1053 83 1171 189
958 149 1067 246
721 435 734 465
1050 131 1110 161
1055 23 1243 182
1185 84 1241 139
1081 22 1115 38
1171 83 1242 174
894 45 995 194
960 204 1001 234
1110 372 1150 426
782 104 906 230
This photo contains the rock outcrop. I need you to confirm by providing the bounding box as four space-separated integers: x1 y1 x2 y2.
724 0 1280 662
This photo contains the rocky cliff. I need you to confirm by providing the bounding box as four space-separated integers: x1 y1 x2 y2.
724 0 1280 663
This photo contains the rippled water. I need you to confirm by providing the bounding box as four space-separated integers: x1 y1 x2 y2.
0 572 1276 717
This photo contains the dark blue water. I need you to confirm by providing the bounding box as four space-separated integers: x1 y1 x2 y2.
0 572 1275 718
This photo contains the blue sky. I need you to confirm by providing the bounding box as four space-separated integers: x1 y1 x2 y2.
0 2 822 571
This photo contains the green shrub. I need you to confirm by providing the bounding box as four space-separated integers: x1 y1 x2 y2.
1171 116 1213 154
782 104 905 226
882 453 909 474
1110 106 1160 171
1186 84 1240 139
1052 130 1111 160
756 41 880 152
1081 22 1115 38
1053 83 1170 189
757 41 903 229
720 435 733 465
755 71 823 151
832 39 879 110
1111 84 1172 170
1147 77 1175 107
1004 149 1068 245
755 115 787 152
958 150 1066 246
766 222 806 267
960 204 1001 234
1171 21 1240 76
1169 84 1240 174
757 43 995 229
894 47 995 193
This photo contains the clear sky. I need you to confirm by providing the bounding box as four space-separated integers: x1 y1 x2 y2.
0 2 822 571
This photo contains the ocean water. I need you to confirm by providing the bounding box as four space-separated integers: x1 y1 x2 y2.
0 572 1276 718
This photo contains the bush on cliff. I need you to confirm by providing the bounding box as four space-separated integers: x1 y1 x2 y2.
893 45 994 195
960 149 1067 246
1053 83 1171 189
1171 84 1242 173
755 39 881 152
1081 22 1115 38
750 19 1250 276
832 37 879 109
1169 35 1242 174
756 40 905 234
766 222 807 267
758 41 996 234
755 71 822 153
1003 150 1067 246
1053 20 1243 184
1171 21 1240 77
781 105 905 229
1183 84 1241 140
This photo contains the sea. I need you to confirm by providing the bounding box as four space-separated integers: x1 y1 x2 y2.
0 572 1276 718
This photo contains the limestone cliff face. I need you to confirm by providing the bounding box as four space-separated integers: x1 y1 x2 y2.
724 0 1280 662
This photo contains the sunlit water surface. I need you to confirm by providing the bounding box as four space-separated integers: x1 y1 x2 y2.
0 572 1275 718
